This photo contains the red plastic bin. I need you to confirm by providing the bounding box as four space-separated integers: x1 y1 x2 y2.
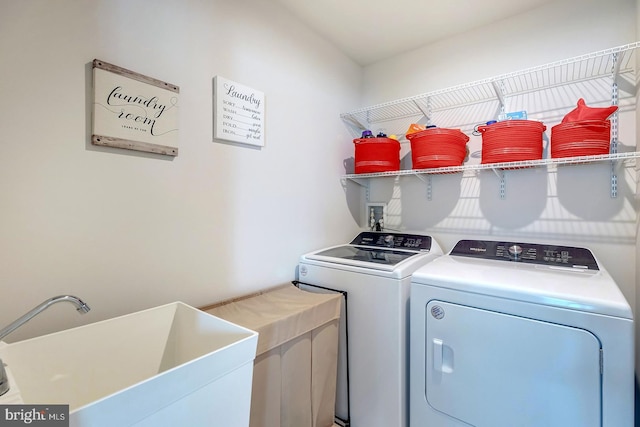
477 120 546 164
406 128 469 169
353 137 401 174
550 120 610 158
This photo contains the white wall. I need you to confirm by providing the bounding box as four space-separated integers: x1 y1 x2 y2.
360 0 639 367
0 0 362 341
363 0 636 106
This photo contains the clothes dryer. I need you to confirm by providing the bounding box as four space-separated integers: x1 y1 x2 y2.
410 239 634 427
298 232 442 427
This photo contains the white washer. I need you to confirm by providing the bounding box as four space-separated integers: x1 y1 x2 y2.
298 232 442 427
410 239 634 427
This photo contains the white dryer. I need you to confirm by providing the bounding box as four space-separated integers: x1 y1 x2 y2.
298 232 442 427
410 239 634 427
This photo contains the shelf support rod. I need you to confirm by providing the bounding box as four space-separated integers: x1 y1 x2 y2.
413 97 432 126
347 177 370 201
341 115 368 135
610 52 619 198
490 168 506 199
610 170 618 198
414 173 433 201
611 52 622 81
491 80 507 116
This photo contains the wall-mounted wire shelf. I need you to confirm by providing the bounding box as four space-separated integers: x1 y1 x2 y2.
345 152 640 180
341 42 639 138
344 152 640 200
341 42 639 200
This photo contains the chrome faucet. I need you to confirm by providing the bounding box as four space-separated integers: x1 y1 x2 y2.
0 295 90 341
0 295 90 396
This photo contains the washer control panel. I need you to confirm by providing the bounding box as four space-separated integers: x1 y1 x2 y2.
451 240 599 270
350 232 432 251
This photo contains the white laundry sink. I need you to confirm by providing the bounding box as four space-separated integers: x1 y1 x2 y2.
0 302 258 427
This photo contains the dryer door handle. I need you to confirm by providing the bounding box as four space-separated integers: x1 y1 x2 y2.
433 338 453 373
433 338 444 372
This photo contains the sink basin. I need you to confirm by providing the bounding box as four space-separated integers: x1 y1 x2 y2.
0 302 258 427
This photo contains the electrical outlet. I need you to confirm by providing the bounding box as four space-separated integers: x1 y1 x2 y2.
366 203 387 231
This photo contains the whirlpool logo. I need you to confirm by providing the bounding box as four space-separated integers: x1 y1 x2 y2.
1 405 68 426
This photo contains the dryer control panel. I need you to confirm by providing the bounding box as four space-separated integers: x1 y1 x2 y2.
451 240 599 270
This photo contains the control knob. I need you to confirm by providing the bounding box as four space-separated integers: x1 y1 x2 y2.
508 244 523 260
384 235 395 247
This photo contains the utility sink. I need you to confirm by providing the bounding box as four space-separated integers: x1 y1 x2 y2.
0 302 259 427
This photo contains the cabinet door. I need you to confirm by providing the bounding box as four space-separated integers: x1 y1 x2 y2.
425 300 601 427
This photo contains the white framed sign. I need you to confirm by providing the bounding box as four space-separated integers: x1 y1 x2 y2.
92 59 179 156
213 76 264 147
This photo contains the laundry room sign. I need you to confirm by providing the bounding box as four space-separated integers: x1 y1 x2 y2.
92 59 180 156
213 76 265 147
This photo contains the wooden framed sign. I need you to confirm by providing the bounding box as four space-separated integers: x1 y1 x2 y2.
213 76 264 147
92 59 179 156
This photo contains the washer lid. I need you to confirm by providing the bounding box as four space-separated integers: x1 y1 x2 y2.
309 245 420 269
412 240 632 319
302 232 440 272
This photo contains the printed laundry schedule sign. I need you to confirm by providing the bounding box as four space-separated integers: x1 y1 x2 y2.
214 76 265 147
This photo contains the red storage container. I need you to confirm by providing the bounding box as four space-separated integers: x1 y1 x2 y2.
550 120 610 158
477 120 546 164
353 137 400 174
406 128 469 169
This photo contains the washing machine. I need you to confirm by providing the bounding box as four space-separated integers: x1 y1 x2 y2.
298 231 443 427
410 239 634 427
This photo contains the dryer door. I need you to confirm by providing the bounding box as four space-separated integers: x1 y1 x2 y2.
425 300 601 427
